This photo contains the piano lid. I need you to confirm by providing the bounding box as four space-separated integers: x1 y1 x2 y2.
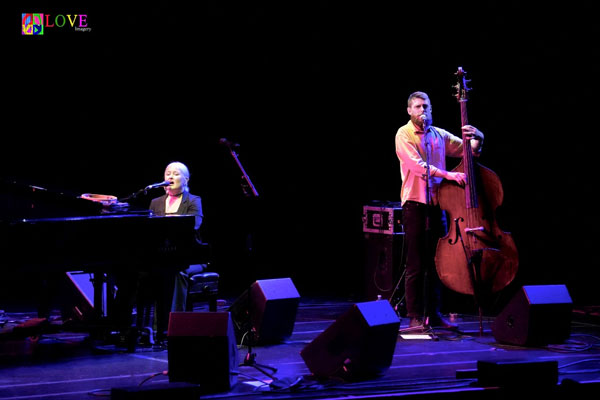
0 179 149 223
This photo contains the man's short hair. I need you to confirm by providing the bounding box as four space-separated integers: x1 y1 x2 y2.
407 91 429 107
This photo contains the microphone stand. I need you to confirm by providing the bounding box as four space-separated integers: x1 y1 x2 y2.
239 288 277 380
119 182 171 203
225 145 259 198
118 188 146 203
423 120 432 330
223 142 260 269
399 118 436 339
222 141 276 379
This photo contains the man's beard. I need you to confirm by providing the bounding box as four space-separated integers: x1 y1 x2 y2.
411 115 430 129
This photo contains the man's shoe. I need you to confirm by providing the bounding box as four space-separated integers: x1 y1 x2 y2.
428 313 458 330
409 317 424 328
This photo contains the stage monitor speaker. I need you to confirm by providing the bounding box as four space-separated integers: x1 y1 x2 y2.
300 300 400 381
363 233 404 301
229 277 300 345
167 312 238 393
491 285 572 346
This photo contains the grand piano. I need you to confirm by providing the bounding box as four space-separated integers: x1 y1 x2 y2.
0 179 207 331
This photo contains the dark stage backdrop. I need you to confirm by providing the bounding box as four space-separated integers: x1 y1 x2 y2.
4 2 599 308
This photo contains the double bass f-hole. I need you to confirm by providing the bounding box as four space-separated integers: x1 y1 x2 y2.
448 217 463 246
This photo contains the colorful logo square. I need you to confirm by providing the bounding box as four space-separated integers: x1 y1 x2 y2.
22 13 44 35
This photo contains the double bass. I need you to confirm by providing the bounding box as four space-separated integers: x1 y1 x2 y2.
435 67 518 322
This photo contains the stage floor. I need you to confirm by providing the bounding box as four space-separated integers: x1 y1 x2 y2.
1 298 600 400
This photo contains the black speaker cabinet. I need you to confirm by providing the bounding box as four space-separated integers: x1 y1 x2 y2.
492 285 572 346
229 277 300 345
300 300 400 381
363 233 404 301
167 312 238 393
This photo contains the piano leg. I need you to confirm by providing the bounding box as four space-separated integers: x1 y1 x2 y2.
90 273 107 320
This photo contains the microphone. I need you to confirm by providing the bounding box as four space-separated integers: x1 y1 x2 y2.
219 137 240 149
421 114 430 129
145 180 171 190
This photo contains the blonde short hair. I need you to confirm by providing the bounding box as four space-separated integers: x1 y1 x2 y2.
166 161 190 192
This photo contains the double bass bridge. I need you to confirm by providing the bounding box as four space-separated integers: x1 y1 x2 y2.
464 225 501 253
449 217 500 252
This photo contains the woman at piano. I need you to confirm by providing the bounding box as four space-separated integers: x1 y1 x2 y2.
146 161 206 342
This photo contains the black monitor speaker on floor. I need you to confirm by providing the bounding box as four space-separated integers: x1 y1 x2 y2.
167 312 238 393
229 277 300 345
491 284 572 346
300 300 400 381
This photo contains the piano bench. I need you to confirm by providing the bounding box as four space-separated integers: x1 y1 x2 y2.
186 272 219 312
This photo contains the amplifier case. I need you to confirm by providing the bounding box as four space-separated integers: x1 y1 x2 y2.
362 202 402 235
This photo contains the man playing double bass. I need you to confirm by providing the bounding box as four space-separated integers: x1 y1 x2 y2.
395 91 484 329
